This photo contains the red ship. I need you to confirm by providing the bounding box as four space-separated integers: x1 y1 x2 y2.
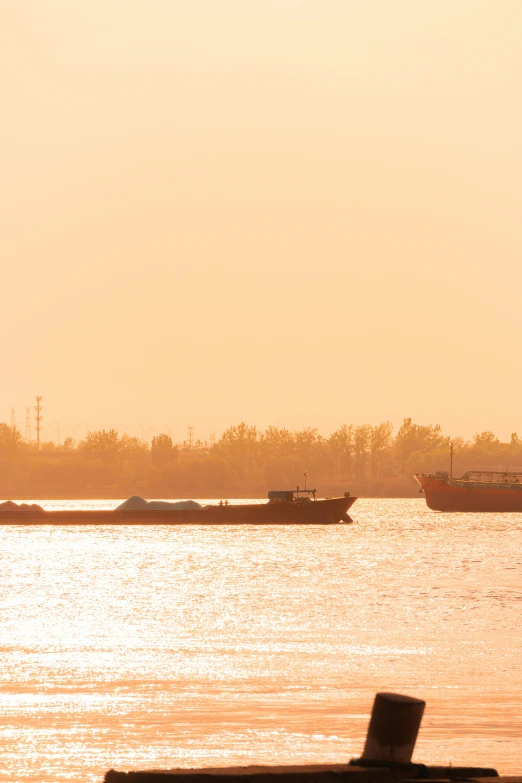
415 468 522 512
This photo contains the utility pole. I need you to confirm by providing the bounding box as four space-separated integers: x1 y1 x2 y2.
209 427 216 447
10 407 16 430
449 441 454 478
187 425 195 449
25 406 31 444
35 395 43 450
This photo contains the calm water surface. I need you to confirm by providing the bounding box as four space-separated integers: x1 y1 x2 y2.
0 498 521 782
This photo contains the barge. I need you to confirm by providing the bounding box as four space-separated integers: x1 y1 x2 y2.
0 489 357 525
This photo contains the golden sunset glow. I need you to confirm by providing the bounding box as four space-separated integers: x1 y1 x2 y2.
2 5 522 780
2 1 521 439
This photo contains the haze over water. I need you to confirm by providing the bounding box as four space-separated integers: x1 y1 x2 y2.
3 1 522 440
1 499 521 782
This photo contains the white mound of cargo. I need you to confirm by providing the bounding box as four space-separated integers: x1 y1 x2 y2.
116 496 204 511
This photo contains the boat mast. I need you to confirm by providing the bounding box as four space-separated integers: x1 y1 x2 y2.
449 441 454 478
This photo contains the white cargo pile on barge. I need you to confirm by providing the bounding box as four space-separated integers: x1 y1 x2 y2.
116 496 205 511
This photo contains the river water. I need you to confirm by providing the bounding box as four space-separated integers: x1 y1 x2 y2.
0 498 521 782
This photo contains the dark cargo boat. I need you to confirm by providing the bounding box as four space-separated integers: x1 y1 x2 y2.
415 468 522 512
0 489 357 525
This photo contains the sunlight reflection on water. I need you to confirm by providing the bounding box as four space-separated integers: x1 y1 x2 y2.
0 498 521 782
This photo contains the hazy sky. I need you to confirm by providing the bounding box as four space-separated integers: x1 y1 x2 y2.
2 1 521 444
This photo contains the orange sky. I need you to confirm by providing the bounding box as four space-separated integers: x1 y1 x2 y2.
1 1 521 444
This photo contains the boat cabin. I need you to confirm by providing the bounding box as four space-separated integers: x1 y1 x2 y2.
268 488 317 503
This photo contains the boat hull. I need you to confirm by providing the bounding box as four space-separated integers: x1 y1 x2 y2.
415 474 522 512
0 496 357 525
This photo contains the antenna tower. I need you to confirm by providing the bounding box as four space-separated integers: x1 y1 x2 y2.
35 395 43 450
25 407 31 444
187 425 195 449
10 407 16 430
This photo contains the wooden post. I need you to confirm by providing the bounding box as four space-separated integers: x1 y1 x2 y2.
362 692 425 763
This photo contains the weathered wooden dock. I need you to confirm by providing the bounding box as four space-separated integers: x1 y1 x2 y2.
105 765 511 783
103 693 518 783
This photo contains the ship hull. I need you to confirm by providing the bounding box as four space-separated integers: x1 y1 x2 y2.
415 475 522 512
0 496 357 525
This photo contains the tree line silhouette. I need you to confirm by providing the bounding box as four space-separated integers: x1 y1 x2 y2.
1 418 521 498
